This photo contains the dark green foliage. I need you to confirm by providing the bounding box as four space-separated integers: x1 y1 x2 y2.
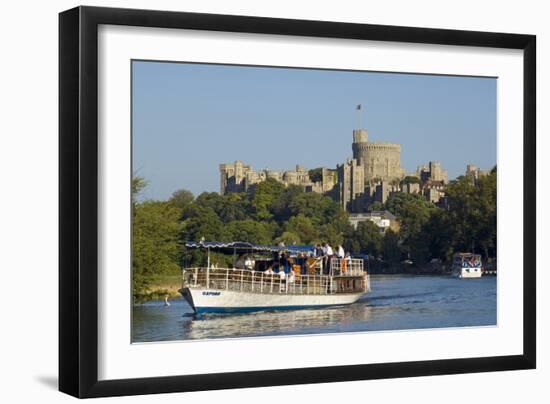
180 206 224 241
367 201 384 212
442 169 497 259
382 229 401 263
385 192 434 243
285 214 319 244
132 198 183 302
400 175 421 185
251 178 286 220
221 219 276 245
308 167 323 183
401 168 497 265
343 221 382 256
169 189 194 209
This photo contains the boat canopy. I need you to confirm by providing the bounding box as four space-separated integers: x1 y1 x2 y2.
184 240 314 255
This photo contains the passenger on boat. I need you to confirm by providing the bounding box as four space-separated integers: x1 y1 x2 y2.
324 243 334 275
336 245 345 273
321 243 328 274
279 270 286 292
314 244 324 272
244 256 255 270
287 270 295 284
298 253 308 275
281 252 290 273
272 250 281 272
345 252 352 272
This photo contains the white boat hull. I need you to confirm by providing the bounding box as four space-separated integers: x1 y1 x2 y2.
452 267 483 278
181 287 366 314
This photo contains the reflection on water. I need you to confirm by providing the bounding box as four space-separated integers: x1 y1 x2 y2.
132 275 496 342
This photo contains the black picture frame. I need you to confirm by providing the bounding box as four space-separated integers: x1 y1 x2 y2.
59 5 536 398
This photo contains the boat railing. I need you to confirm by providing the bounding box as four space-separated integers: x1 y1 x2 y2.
183 266 369 294
329 257 365 276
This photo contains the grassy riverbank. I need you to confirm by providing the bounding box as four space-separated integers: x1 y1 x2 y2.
136 273 182 302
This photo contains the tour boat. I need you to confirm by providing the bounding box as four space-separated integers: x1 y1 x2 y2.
180 241 370 314
451 252 483 278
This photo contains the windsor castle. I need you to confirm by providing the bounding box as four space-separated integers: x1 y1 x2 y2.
219 128 455 213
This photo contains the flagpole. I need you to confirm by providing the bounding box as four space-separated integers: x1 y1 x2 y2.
356 104 363 129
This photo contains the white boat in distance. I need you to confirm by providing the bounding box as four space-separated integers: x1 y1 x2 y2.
451 252 483 278
180 241 370 314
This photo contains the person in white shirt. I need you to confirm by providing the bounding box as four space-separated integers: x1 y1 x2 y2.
324 243 334 275
279 270 286 292
336 245 345 274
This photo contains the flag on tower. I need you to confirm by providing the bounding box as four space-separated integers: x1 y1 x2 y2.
356 104 362 110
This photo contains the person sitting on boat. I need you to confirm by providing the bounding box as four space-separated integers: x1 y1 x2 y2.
244 255 255 271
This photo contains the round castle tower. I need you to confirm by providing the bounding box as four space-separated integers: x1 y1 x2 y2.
352 129 405 183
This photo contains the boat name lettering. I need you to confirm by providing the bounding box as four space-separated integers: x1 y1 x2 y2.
202 291 221 296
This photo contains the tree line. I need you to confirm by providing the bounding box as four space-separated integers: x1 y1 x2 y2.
132 167 496 300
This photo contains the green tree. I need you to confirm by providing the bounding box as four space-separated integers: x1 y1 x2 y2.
343 221 382 256
169 189 194 209
271 184 304 222
367 201 384 212
288 192 334 225
400 175 421 185
180 206 224 241
221 219 275 244
132 176 148 204
219 193 250 222
132 200 182 301
321 223 345 246
250 178 285 220
285 214 319 244
385 192 434 244
195 192 225 214
444 169 496 259
276 231 302 245
381 229 401 263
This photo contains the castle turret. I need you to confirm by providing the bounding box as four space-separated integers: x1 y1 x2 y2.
351 128 405 183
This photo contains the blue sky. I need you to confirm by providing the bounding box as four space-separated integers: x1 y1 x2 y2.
132 60 496 200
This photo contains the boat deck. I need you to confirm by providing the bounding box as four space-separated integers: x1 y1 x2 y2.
183 259 370 295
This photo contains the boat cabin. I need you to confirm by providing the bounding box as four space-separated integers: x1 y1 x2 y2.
452 252 482 269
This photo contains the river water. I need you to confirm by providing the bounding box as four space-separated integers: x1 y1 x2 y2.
132 275 496 342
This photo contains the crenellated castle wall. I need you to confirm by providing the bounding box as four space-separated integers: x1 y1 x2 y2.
352 130 405 182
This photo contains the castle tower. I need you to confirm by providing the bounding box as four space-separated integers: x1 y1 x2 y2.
351 128 405 183
337 158 365 212
352 129 369 161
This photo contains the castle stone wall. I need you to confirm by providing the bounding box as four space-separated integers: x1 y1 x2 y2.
352 130 405 183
